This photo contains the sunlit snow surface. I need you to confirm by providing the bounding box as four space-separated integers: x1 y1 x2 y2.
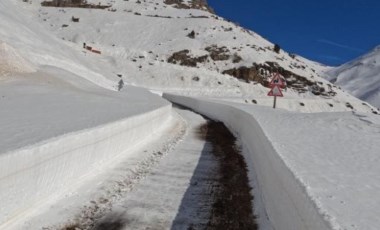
328 46 380 108
0 0 379 229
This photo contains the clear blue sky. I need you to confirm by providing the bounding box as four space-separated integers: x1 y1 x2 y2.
207 0 380 66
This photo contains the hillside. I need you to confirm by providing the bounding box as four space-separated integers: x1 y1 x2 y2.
7 0 377 114
327 45 380 108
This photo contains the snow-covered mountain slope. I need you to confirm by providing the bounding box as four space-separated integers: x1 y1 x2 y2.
0 0 119 90
8 0 378 114
327 46 380 108
0 42 35 76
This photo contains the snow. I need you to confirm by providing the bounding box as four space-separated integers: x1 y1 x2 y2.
4 107 187 230
0 42 35 76
0 0 118 90
2 0 378 113
0 67 168 153
0 67 173 227
0 0 379 229
164 94 380 230
327 45 380 108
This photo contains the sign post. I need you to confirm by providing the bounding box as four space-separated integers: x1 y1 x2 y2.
267 73 285 109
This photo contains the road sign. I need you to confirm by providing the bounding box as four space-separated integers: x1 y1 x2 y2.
269 73 286 88
267 85 283 109
267 85 283 97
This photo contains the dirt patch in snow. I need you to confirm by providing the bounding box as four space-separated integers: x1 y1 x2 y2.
198 121 257 229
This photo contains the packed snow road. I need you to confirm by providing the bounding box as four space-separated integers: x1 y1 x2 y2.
92 106 256 230
16 107 256 230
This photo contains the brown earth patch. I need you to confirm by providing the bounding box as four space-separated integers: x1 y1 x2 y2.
199 121 257 230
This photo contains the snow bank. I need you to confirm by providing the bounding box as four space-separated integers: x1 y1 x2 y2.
164 94 331 230
0 104 172 228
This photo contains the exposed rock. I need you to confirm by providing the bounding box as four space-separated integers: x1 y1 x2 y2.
187 30 196 39
223 62 337 97
192 76 200 81
41 0 110 9
205 45 230 61
167 50 208 67
232 53 243 63
164 0 214 13
222 66 264 84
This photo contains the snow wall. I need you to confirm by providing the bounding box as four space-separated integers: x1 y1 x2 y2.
0 105 172 227
164 94 331 230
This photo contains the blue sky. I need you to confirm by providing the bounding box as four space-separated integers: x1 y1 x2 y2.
207 0 380 66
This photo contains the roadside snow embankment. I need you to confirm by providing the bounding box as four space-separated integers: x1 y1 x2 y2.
165 94 380 230
0 104 172 228
164 94 331 230
0 71 173 228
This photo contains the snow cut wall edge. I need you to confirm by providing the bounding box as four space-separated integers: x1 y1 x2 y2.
163 94 332 230
0 104 172 228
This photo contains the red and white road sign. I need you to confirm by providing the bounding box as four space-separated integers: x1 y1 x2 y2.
269 73 286 88
267 85 283 97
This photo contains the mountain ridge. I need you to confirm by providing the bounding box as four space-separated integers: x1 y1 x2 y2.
327 45 380 108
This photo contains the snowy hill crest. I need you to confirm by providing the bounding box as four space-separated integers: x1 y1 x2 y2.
328 45 380 108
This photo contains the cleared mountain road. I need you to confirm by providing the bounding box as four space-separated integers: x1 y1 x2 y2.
91 106 257 230
34 106 257 230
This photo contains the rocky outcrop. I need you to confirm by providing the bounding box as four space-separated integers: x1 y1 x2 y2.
205 45 231 61
168 46 242 68
167 50 208 67
164 0 214 13
41 0 110 9
223 62 337 97
222 66 264 84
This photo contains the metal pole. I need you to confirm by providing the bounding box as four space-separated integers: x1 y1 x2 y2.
273 96 277 109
